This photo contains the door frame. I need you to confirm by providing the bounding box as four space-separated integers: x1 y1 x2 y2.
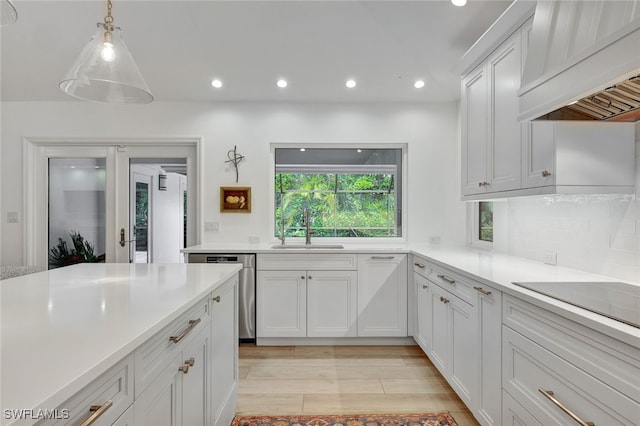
24 137 202 269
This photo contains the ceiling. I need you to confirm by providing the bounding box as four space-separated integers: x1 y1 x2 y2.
1 0 512 103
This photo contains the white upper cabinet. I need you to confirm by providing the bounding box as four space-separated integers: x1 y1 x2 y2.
461 20 530 199
461 11 636 201
522 121 636 194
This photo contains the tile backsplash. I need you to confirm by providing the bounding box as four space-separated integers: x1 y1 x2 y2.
503 134 640 283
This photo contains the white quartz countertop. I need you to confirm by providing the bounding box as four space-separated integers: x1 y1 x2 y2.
409 244 640 348
181 242 410 253
183 242 639 347
0 263 242 426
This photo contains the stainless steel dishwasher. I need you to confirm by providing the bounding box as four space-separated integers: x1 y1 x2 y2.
188 253 256 342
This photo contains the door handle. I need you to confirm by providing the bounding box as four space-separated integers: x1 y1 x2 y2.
119 228 136 247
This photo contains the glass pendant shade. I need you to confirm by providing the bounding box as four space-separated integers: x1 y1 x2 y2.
59 23 153 104
0 0 18 27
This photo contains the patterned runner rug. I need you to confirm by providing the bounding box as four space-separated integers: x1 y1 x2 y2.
231 413 458 426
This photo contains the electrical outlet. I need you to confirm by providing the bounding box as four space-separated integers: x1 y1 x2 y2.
7 211 19 223
204 221 220 232
543 251 557 265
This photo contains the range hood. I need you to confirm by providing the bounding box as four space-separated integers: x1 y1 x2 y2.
518 0 640 122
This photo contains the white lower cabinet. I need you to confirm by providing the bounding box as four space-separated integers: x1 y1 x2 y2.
36 355 134 426
134 322 210 426
112 406 134 426
357 254 407 337
257 269 357 338
427 281 477 407
413 270 431 353
307 270 358 337
210 281 239 426
502 295 640 426
412 257 501 426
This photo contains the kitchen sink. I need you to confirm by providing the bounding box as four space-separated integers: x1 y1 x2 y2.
270 244 344 249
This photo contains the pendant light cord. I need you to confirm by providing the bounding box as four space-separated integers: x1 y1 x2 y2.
103 0 114 43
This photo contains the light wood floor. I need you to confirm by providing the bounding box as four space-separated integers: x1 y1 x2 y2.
237 345 480 426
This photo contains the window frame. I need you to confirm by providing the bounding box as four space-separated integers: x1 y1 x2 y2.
468 201 493 250
270 143 408 243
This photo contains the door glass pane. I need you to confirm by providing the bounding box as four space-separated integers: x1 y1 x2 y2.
134 181 149 263
48 158 106 269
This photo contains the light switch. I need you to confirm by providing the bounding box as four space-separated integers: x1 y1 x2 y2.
7 211 19 223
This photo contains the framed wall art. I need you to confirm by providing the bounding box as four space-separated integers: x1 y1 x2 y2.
220 187 251 213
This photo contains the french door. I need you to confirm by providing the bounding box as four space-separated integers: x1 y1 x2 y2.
24 139 200 269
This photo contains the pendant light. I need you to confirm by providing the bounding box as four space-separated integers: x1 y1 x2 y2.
0 0 18 27
59 0 153 104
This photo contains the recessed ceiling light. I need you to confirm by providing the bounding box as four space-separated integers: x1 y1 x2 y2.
414 80 425 89
277 79 288 88
346 79 357 89
211 79 223 88
300 148 306 152
451 0 466 6
357 149 362 153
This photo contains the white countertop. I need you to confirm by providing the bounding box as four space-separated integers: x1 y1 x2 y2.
0 263 242 426
409 244 640 349
183 242 640 347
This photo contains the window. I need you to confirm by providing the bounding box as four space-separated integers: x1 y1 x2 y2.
478 201 493 242
274 147 403 238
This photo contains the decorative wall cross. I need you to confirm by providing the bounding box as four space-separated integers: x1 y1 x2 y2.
225 145 245 183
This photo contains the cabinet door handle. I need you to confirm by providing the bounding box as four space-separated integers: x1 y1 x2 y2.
538 388 594 426
371 256 394 260
308 275 312 279
212 295 221 303
414 262 425 269
437 274 455 285
185 357 195 367
542 170 552 177
179 364 190 374
169 318 201 343
440 296 449 304
79 400 113 426
422 284 429 289
301 275 306 279
473 286 492 296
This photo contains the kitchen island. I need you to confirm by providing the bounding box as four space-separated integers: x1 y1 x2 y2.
1 262 241 426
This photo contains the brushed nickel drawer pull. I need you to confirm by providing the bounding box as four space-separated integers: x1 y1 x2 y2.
212 295 221 303
440 296 449 304
538 388 594 426
371 256 394 260
473 286 492 296
414 262 425 269
437 274 455 285
79 400 113 426
169 318 201 343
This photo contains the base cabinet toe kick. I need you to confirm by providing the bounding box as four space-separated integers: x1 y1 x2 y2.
34 276 239 426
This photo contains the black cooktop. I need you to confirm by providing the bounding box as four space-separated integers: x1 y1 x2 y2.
512 281 640 329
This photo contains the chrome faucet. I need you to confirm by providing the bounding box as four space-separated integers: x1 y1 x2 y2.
302 207 312 245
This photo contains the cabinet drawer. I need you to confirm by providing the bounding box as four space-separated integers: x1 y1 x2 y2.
412 255 429 278
503 294 640 404
134 295 210 398
257 253 357 271
426 262 475 306
502 391 542 426
37 354 134 426
503 326 639 425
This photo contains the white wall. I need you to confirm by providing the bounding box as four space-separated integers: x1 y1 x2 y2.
1 101 465 266
494 123 640 282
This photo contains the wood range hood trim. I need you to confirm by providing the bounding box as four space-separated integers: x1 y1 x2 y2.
518 0 640 122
